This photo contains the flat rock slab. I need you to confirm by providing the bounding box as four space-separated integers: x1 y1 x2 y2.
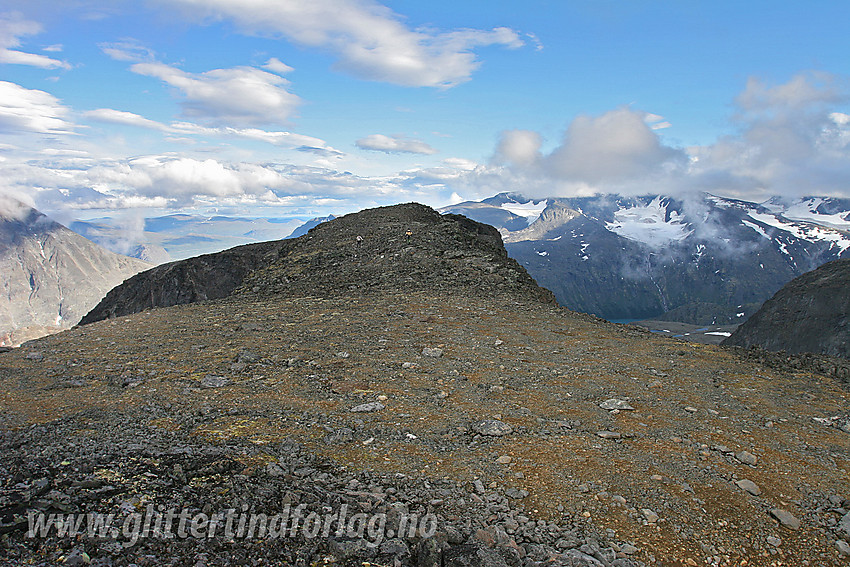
201 375 231 388
596 431 621 440
599 398 634 411
472 419 513 436
350 402 385 413
770 508 801 530
736 451 758 466
735 479 762 496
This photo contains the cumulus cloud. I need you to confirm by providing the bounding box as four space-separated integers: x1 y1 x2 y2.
480 74 850 201
545 107 686 183
488 107 686 197
164 0 524 88
0 81 75 134
128 61 301 126
492 130 542 167
356 134 437 155
0 13 70 69
689 72 850 199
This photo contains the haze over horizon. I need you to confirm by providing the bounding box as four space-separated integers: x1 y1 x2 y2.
1 0 850 224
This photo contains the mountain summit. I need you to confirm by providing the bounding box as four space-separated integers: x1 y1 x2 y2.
81 203 554 324
0 201 150 346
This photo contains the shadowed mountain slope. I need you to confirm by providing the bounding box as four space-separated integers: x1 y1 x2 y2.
723 258 850 357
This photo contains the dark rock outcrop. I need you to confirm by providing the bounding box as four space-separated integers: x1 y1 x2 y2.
723 258 850 357
81 203 554 325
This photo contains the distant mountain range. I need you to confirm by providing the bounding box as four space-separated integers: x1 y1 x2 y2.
68 214 308 263
442 192 850 323
0 203 151 346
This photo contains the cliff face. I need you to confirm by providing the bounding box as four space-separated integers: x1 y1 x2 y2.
723 258 850 357
0 204 150 346
81 203 554 325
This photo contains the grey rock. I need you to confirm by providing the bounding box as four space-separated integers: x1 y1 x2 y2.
735 451 758 466
641 509 659 524
504 488 528 499
766 535 782 547
560 549 605 566
442 544 510 567
735 479 761 496
836 539 850 557
839 511 850 538
599 399 634 411
770 508 801 530
472 420 513 436
422 347 443 358
200 375 231 388
350 401 385 413
596 431 621 440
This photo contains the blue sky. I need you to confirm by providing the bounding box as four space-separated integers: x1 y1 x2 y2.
1 0 849 222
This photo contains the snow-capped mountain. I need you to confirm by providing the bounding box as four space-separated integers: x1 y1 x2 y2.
442 193 850 323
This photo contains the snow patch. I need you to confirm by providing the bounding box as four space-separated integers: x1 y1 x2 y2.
605 197 692 247
748 210 850 254
500 198 548 225
705 331 732 337
781 198 850 230
741 220 769 239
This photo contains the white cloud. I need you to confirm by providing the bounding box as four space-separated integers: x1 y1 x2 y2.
264 57 294 74
129 61 301 126
0 186 36 219
545 107 686 183
164 0 524 88
0 13 70 69
83 107 343 155
0 81 75 134
83 108 171 132
99 40 157 62
489 107 686 196
356 134 437 155
493 129 542 167
689 72 850 199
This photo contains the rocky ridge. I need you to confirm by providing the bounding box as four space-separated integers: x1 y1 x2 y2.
723 258 850 358
81 203 553 325
0 204 848 566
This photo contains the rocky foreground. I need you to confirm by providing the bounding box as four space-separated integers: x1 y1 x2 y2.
1 204 849 566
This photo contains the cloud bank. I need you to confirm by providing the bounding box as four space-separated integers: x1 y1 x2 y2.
487 73 850 200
